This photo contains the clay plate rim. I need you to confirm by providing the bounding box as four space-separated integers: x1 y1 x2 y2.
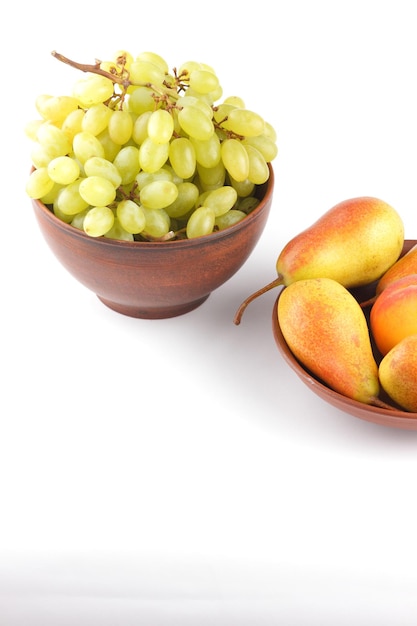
271 239 417 430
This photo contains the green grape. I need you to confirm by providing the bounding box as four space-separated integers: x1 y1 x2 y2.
199 62 216 73
139 137 169 173
82 103 113 136
129 59 165 85
236 196 260 214
140 180 178 210
127 86 156 115
187 84 222 105
36 94 79 123
40 182 64 204
54 179 89 215
47 156 80 185
190 134 221 168
70 208 89 229
135 51 169 74
108 109 134 145
160 163 183 185
53 203 74 223
100 59 129 77
164 182 200 218
178 96 213 119
213 103 236 124
196 190 210 208
215 209 246 230
26 167 54 199
30 143 57 169
73 73 115 107
177 105 214 141
204 185 238 217
83 206 115 237
147 109 174 145
79 175 116 206
168 137 196 179
24 119 43 141
244 144 270 184
104 218 135 241
221 138 249 182
186 206 215 238
132 111 152 145
228 176 255 198
178 60 202 78
72 131 105 164
110 49 134 70
264 121 277 141
142 207 171 238
243 134 278 163
196 161 226 190
222 108 265 137
223 96 245 108
207 85 223 104
37 122 72 158
96 129 121 162
84 157 122 188
116 199 146 234
61 108 85 140
112 145 140 184
189 69 219 95
136 168 173 190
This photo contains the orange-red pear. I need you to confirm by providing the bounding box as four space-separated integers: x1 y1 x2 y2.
370 274 417 356
376 243 417 295
379 335 417 412
277 277 380 405
234 196 404 324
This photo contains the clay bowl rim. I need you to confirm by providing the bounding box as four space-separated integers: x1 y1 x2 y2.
31 164 274 251
271 239 417 431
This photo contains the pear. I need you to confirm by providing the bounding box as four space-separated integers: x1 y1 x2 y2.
379 335 417 412
369 274 417 356
277 277 381 405
360 243 417 308
234 196 404 324
375 243 417 294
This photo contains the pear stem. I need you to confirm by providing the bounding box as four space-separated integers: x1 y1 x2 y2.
370 397 398 411
233 276 284 325
359 295 377 309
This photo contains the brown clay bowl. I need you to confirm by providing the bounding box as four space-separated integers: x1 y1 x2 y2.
32 165 274 319
272 240 417 430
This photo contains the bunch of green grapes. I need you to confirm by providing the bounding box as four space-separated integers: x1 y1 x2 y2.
25 50 278 240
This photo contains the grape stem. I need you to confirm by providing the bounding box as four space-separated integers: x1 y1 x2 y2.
51 50 179 101
233 276 284 325
51 50 130 88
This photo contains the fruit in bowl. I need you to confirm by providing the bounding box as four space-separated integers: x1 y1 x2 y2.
234 197 417 428
272 240 417 429
369 274 417 356
233 196 404 323
25 50 277 318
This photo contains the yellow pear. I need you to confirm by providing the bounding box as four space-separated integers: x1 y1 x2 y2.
375 243 417 295
379 335 417 412
277 277 381 404
234 196 404 324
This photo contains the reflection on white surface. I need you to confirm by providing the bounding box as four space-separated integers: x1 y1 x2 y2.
1 552 417 625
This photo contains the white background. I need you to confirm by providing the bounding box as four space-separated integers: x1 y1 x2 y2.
2 1 417 624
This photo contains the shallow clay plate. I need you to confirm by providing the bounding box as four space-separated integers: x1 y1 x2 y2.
272 240 417 430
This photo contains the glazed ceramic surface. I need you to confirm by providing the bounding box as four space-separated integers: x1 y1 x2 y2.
32 166 274 319
272 240 417 429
